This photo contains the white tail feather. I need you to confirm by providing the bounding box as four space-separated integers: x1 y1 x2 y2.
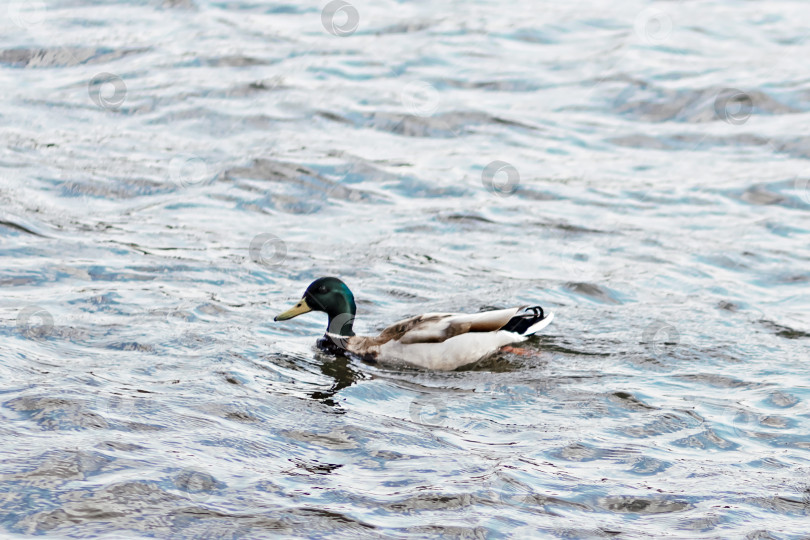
522 311 554 336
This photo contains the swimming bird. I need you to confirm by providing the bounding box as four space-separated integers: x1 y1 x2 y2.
274 277 554 370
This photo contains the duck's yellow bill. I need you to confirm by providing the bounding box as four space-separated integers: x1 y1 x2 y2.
274 298 312 321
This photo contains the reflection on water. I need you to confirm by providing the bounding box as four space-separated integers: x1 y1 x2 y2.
2 0 810 537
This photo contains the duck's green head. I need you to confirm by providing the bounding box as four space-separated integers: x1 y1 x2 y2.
274 277 356 336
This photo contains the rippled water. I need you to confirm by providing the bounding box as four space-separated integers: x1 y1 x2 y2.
2 0 810 537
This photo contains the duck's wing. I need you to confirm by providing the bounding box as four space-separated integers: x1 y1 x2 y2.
376 306 547 345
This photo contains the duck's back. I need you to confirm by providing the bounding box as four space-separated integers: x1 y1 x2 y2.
346 306 553 370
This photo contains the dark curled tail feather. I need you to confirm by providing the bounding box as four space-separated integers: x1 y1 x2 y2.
501 306 546 335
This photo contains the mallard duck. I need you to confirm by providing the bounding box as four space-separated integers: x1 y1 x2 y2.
274 277 554 370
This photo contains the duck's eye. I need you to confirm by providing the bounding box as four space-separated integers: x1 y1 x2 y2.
317 286 328 294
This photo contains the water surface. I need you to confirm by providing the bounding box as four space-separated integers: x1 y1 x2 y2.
1 0 809 538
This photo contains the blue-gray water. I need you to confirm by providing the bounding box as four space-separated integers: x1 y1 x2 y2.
2 0 809 538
